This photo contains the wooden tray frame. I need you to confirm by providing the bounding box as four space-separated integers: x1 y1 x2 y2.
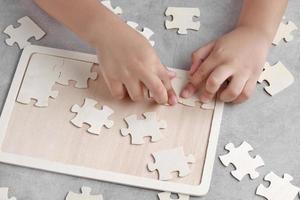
0 45 224 196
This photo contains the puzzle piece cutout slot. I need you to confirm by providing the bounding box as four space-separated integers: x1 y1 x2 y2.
100 0 123 15
66 186 103 200
273 19 298 46
158 192 190 200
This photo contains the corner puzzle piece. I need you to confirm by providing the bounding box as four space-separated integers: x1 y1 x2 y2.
66 186 103 200
258 62 294 96
3 16 46 49
56 58 97 88
158 192 189 200
17 53 63 107
0 188 17 200
219 141 264 181
148 147 195 181
256 172 300 200
121 112 167 145
100 0 122 15
71 98 114 135
165 7 200 34
273 20 298 45
127 21 155 46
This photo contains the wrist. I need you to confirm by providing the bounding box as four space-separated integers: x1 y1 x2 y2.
235 24 273 45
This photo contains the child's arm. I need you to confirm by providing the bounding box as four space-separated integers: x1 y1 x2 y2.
34 0 177 105
181 0 288 104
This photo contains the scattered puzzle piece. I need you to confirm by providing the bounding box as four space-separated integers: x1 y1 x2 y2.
3 16 45 49
127 21 155 46
256 172 300 200
165 7 200 34
273 20 298 45
258 62 294 96
71 98 114 135
148 147 195 181
0 188 17 200
121 112 167 145
100 0 123 15
66 186 103 200
219 141 264 181
158 192 189 200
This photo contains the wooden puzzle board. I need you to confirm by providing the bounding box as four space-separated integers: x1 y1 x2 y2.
0 45 224 196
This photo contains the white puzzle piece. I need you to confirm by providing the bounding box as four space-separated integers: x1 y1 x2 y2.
258 62 294 96
158 192 189 200
256 172 300 200
100 0 122 15
120 112 167 145
3 16 46 49
71 98 114 135
66 186 103 200
0 188 17 200
17 53 63 107
165 7 200 34
147 147 195 181
127 21 155 46
219 141 264 181
273 20 298 45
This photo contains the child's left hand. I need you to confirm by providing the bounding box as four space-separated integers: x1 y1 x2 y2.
181 26 271 104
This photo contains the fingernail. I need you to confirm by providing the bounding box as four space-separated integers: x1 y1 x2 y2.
169 95 178 106
181 89 190 98
200 96 210 103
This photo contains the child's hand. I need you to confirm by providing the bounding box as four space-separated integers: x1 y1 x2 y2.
181 26 270 104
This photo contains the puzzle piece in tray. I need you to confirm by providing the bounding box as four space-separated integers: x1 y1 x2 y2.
17 53 63 107
148 147 195 181
165 7 200 34
258 62 294 96
56 58 97 88
121 112 167 145
66 186 103 200
100 0 122 15
256 172 300 200
219 141 264 181
3 16 45 49
127 21 155 46
273 20 298 45
0 187 17 200
158 192 189 200
71 98 114 135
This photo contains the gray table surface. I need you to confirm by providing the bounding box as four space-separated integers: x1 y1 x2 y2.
0 0 300 199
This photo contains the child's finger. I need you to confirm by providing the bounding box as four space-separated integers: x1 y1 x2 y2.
233 77 257 104
124 79 144 102
158 68 178 105
199 90 215 103
101 70 126 99
220 74 248 102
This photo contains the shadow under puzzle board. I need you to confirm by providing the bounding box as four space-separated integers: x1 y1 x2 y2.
0 45 224 196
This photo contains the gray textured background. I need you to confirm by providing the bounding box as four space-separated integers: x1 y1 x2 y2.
0 0 300 199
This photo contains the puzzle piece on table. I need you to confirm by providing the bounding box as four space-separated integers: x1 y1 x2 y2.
121 112 167 145
219 141 264 181
127 21 155 46
256 172 300 200
17 53 63 107
165 7 200 34
66 186 103 200
0 188 17 200
100 0 122 15
56 58 97 88
273 20 298 45
3 16 46 49
71 98 114 135
258 62 294 96
148 147 195 181
158 192 189 200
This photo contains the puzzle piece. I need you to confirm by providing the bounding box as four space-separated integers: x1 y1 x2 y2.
158 192 189 200
71 98 114 135
3 16 45 49
258 62 294 96
127 21 155 46
100 0 123 15
66 186 103 200
256 172 300 200
0 188 17 200
17 53 63 107
56 58 97 88
165 7 200 34
273 20 298 45
121 112 167 145
148 147 195 181
219 141 264 181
